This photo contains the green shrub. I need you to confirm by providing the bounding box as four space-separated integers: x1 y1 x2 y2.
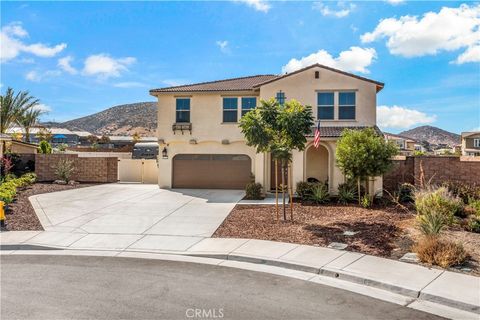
53 159 75 182
337 183 357 204
309 183 329 204
361 194 371 208
417 211 447 236
467 197 480 216
397 183 415 203
245 182 263 200
38 140 52 154
415 187 463 226
443 181 480 203
296 181 318 200
466 216 480 233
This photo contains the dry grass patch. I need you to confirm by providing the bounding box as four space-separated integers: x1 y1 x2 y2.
413 236 468 268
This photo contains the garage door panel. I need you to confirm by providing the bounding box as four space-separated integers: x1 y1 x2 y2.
173 154 251 189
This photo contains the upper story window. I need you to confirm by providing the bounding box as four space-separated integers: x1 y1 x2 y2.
223 97 238 123
176 98 190 123
241 97 256 117
275 91 286 105
317 92 334 120
474 138 480 148
339 92 356 120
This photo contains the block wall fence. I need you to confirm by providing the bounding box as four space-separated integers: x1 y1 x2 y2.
384 156 480 191
35 154 118 183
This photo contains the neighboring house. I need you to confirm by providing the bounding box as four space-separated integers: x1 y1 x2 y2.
7 127 79 146
108 136 157 148
461 131 480 156
132 142 159 159
150 63 384 193
71 131 93 146
384 132 417 155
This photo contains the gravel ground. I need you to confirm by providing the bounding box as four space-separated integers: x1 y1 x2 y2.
3 183 97 231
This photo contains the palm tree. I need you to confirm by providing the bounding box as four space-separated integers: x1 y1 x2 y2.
0 87 40 134
17 108 43 142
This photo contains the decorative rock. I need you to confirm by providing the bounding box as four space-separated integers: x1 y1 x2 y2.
53 180 67 185
343 230 358 236
400 252 419 263
68 180 78 185
327 242 348 250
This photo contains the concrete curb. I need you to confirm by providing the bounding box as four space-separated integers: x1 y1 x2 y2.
188 252 477 313
2 243 478 315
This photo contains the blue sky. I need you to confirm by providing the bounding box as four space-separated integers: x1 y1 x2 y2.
1 1 479 134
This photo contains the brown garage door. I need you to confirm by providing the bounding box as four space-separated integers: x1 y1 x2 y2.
173 154 251 189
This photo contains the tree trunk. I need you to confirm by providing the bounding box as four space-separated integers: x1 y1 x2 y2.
357 177 361 205
25 129 30 143
289 162 293 221
281 159 286 221
275 159 279 221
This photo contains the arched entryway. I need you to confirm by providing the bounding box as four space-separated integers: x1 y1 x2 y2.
305 144 329 185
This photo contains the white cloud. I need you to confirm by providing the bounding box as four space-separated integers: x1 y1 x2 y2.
25 69 61 82
313 1 356 18
162 79 186 87
282 47 377 74
234 0 271 13
361 4 480 64
0 22 66 62
57 56 78 74
454 45 480 64
377 105 437 129
33 103 52 113
113 82 147 88
82 54 136 78
385 0 404 5
216 40 230 53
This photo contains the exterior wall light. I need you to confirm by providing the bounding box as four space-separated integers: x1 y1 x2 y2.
162 147 168 159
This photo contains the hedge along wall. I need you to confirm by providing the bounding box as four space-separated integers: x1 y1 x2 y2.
383 156 480 191
35 154 118 183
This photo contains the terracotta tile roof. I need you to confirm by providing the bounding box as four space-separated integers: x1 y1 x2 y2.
253 64 384 90
150 74 279 93
306 125 383 137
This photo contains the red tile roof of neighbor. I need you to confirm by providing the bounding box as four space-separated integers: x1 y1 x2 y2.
149 64 384 94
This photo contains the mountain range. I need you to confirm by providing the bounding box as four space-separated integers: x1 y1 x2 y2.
43 102 461 146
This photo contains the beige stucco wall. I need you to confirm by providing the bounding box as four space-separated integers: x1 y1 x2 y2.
259 65 378 126
10 141 38 154
154 66 380 192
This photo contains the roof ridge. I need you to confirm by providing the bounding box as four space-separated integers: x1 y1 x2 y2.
150 74 278 92
252 63 384 88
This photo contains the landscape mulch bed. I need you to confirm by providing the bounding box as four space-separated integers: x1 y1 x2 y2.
214 202 480 275
214 203 416 258
3 183 97 231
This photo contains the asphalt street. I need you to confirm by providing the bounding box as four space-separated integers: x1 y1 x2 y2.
0 255 443 320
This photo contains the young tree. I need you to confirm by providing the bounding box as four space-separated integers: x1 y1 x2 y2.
240 98 314 220
17 108 43 142
87 135 99 145
38 140 52 154
99 135 111 144
336 128 398 204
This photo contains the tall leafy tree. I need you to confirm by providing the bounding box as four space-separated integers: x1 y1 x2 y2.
240 98 314 220
17 108 43 142
0 87 40 133
336 128 398 203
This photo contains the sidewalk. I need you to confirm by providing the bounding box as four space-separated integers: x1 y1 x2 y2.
1 230 479 318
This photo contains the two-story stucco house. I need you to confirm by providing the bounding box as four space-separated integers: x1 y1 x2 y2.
461 131 480 156
149 64 384 194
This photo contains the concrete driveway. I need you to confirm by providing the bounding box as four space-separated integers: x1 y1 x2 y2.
29 184 244 241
